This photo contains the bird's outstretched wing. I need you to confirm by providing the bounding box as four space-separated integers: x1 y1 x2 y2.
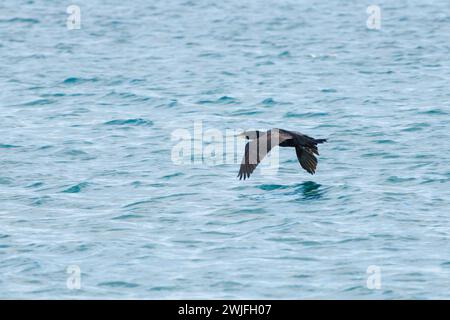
295 146 318 175
238 129 291 180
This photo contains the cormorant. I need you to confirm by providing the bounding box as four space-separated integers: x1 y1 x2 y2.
237 128 327 180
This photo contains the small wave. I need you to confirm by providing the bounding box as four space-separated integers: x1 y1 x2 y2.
198 52 223 58
255 60 274 66
231 109 263 116
123 199 153 208
362 152 396 158
221 71 236 76
129 79 146 84
374 139 396 144
0 177 13 185
0 144 20 148
26 182 44 188
31 196 52 206
152 192 198 201
343 285 364 292
284 111 329 118
386 176 416 183
161 172 184 179
262 98 276 106
55 148 95 160
62 182 89 193
336 237 370 244
148 286 178 292
105 91 152 102
149 183 168 188
278 50 291 58
401 123 430 132
216 96 237 104
418 108 448 115
307 53 337 60
62 77 99 85
40 93 66 98
104 118 154 126
161 99 178 108
233 208 266 215
112 214 144 220
320 88 337 93
198 96 238 105
21 99 55 106
0 17 39 24
98 281 139 288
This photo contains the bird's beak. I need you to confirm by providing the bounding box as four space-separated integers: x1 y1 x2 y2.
236 132 245 139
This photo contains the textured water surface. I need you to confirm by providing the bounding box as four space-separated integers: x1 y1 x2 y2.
1 0 450 298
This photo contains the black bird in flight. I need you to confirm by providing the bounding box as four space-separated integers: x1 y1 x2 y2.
237 128 327 180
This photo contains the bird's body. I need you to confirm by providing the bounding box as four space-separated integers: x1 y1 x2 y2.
237 128 327 180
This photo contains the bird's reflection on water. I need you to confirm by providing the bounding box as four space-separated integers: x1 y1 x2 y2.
291 181 324 200
258 181 326 200
280 181 326 200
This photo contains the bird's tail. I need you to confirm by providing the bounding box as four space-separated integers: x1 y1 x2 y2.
314 138 327 144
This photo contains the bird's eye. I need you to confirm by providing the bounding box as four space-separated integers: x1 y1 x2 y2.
246 136 249 139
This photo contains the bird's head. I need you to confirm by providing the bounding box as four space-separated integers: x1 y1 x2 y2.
237 130 262 140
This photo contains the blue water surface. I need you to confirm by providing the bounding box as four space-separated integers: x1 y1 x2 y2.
1 0 450 299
